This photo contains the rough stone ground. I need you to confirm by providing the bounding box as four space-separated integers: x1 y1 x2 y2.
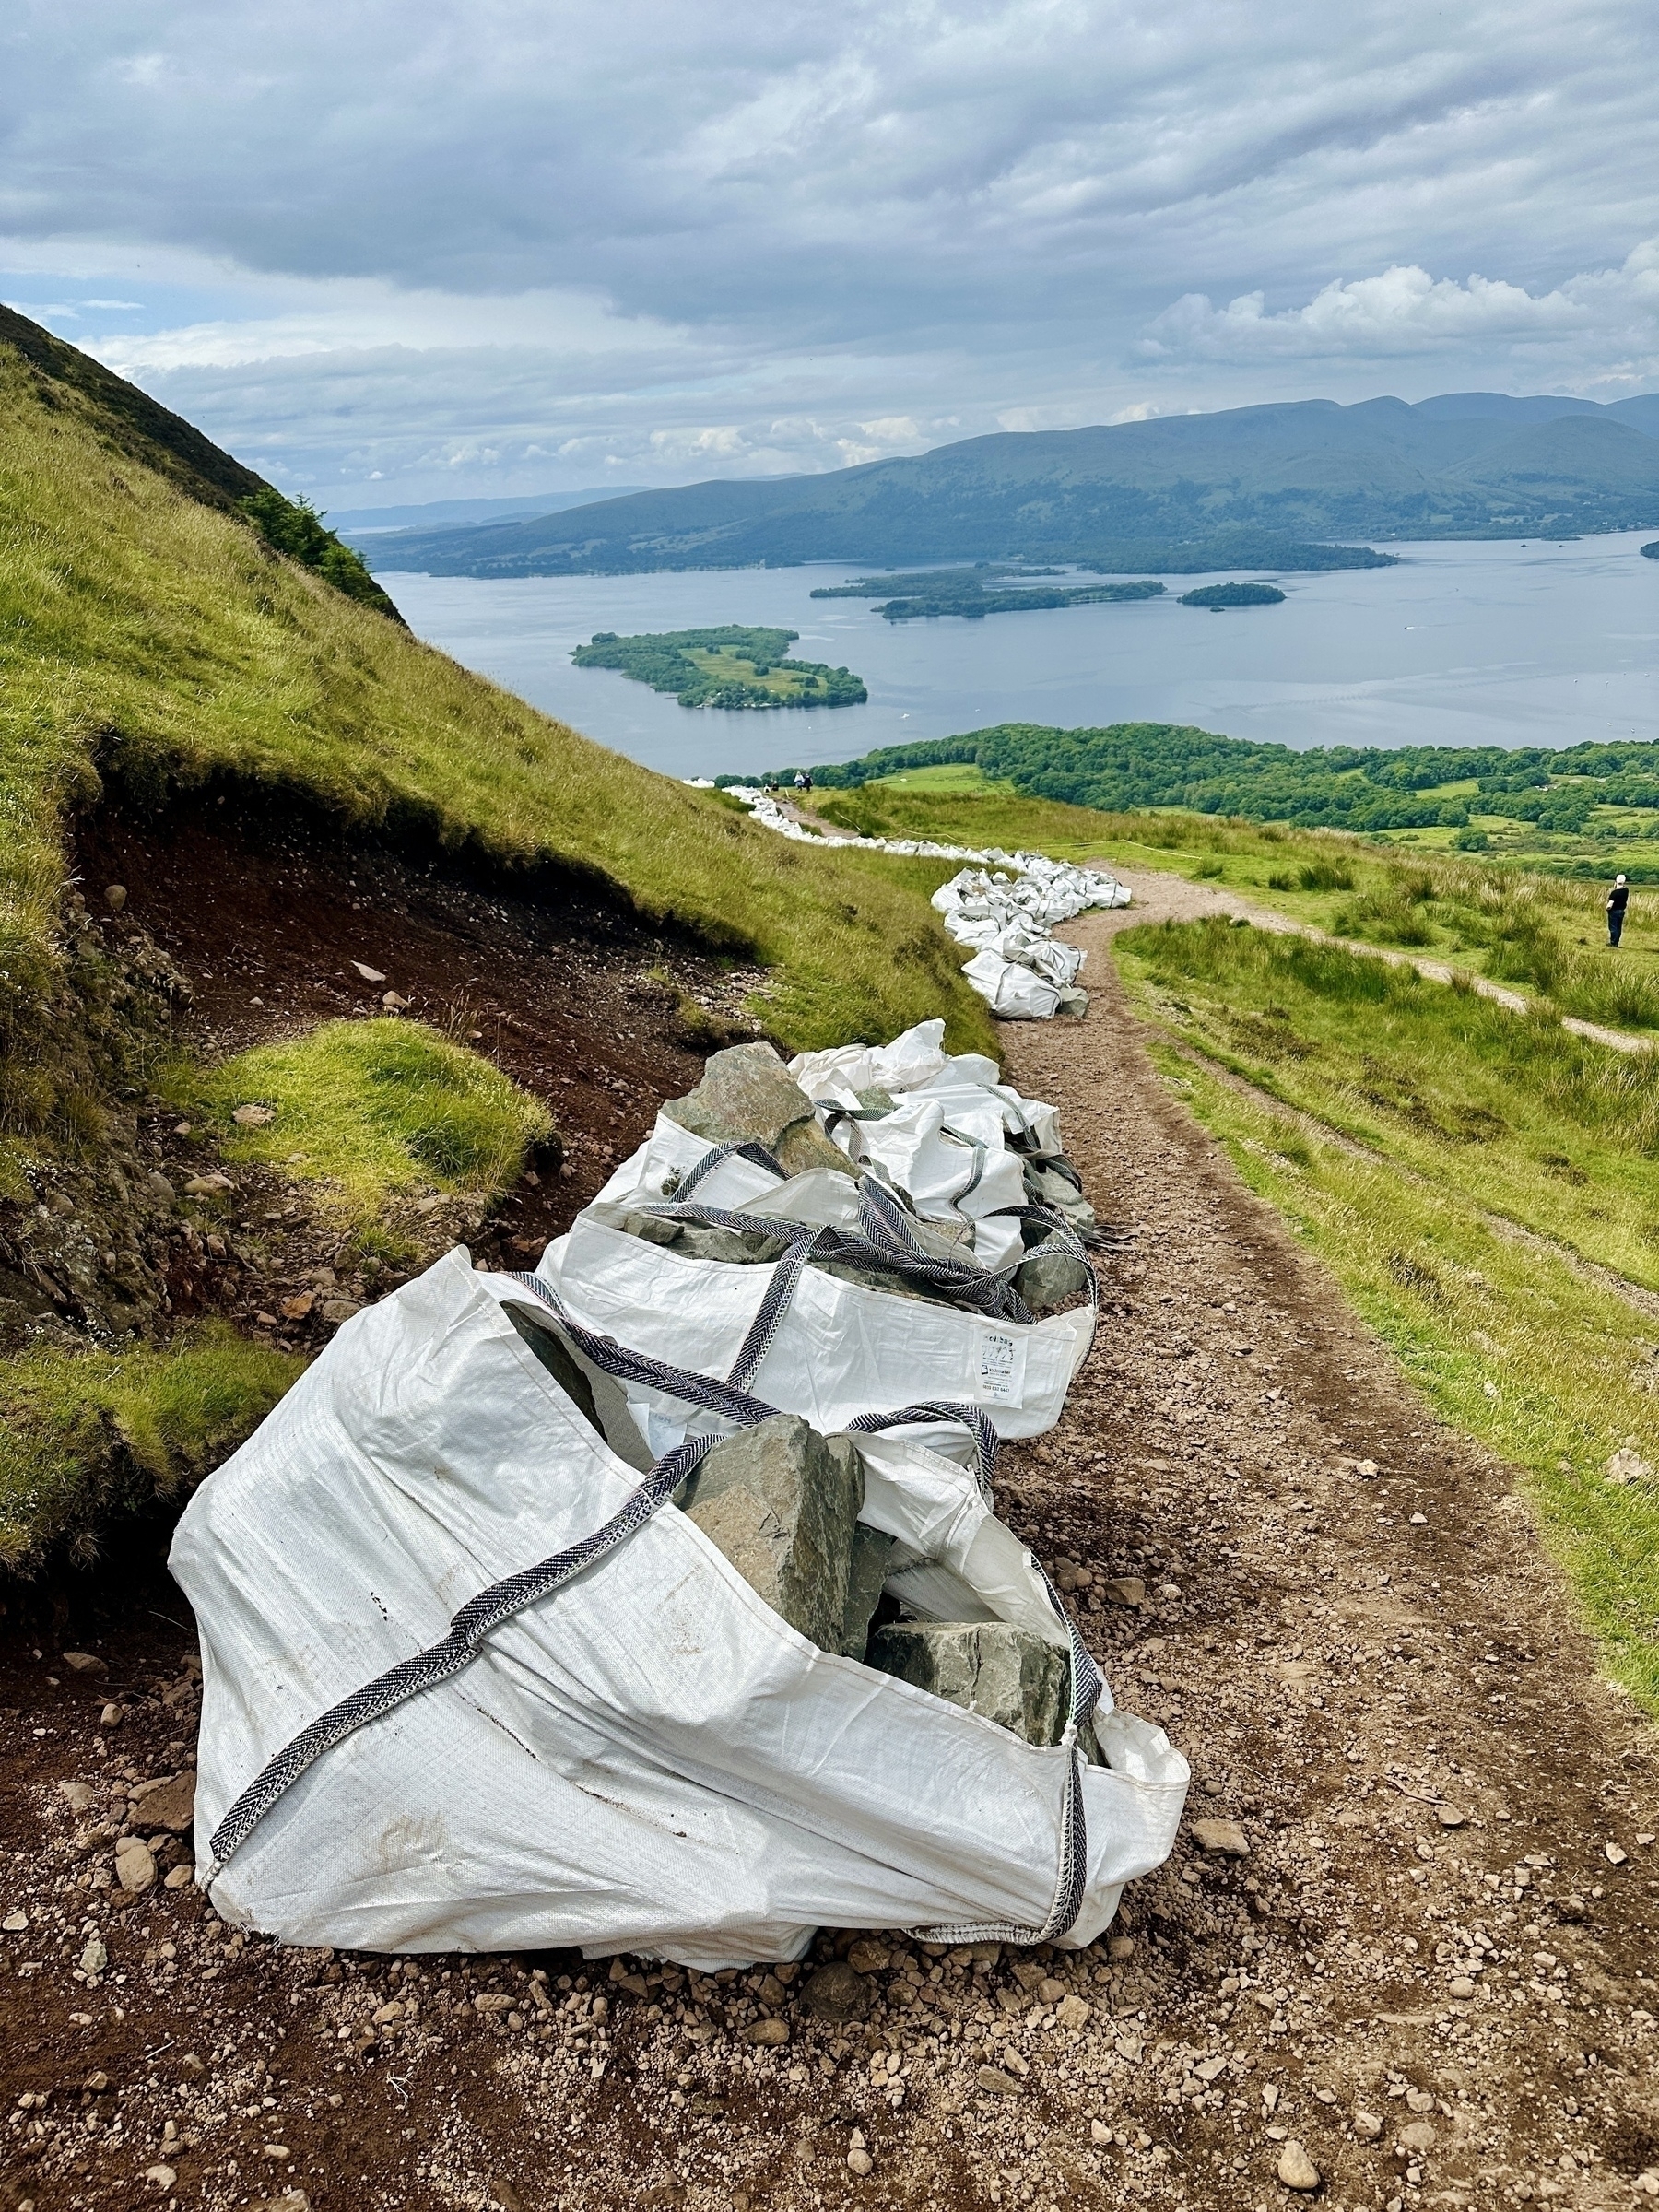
2 876 1658 2212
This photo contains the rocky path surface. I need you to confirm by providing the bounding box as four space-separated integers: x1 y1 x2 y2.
3 914 1658 2212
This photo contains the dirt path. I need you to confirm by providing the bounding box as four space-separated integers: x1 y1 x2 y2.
3 903 1658 2212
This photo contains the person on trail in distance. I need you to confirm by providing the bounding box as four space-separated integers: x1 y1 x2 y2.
794 771 807 792
1608 873 1630 947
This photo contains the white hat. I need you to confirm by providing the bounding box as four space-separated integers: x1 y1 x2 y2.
1618 873 1629 884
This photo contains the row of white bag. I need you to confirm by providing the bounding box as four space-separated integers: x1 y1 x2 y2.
176 1019 1188 1968
562 1020 1080 1439
716 783 1132 1019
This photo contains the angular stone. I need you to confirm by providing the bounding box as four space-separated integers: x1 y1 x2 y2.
665 1044 849 1178
1014 1249 1091 1312
129 1771 195 1833
1022 1159 1096 1237
115 1836 157 1892
744 2017 789 2045
591 1203 788 1267
1399 2120 1437 2153
1103 1575 1146 1607
841 1524 895 1660
62 1651 106 1674
865 1621 1069 1747
1055 1993 1092 2030
976 2065 1025 2096
679 1416 863 1654
798 1961 872 2023
1190 1818 1250 1857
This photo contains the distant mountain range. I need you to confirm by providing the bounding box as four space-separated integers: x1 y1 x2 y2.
331 486 647 535
358 390 1659 579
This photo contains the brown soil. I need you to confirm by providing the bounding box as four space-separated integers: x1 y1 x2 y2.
66 803 761 1354
1 873 1656 2212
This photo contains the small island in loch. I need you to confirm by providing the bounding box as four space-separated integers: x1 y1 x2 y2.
571 626 867 709
811 566 1164 621
1179 582 1288 611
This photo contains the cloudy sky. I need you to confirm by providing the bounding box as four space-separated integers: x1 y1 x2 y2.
6 0 1658 509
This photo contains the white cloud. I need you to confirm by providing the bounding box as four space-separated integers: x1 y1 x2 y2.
1140 241 1659 369
5 1 1659 499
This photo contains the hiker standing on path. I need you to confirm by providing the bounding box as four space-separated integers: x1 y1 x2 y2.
1608 872 1630 947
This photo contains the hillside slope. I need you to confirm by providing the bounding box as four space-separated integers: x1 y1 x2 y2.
360 390 1659 576
0 307 988 1076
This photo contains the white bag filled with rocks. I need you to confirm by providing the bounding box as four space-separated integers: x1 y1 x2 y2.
542 1040 1097 1441
716 785 1130 1020
930 860 1125 1019
173 1250 1187 1967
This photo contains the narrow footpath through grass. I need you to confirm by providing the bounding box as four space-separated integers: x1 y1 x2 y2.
1104 910 1659 1712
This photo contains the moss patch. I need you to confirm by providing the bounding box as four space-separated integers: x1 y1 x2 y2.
0 1327 302 1571
174 1018 553 1253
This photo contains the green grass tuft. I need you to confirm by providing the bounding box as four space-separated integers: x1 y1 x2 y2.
171 1018 552 1245
0 1328 303 1572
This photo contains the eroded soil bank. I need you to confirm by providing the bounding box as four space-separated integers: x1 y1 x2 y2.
0 887 1655 2212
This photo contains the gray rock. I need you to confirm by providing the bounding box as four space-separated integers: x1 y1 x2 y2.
665 1044 849 1177
798 1960 872 2023
1023 1159 1097 1237
679 1416 864 1653
1014 1249 1091 1312
1055 987 1088 1018
588 1202 789 1267
866 1621 1069 1746
145 1171 176 1204
103 884 127 912
841 1524 895 1660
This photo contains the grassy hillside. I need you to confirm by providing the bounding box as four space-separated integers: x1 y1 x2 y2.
0 309 1001 1572
1115 920 1659 1710
359 390 1659 577
0 310 993 1080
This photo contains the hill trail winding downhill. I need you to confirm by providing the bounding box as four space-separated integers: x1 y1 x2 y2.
1 907 1656 2211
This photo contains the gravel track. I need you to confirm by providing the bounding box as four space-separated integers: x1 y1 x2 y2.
1 900 1656 2212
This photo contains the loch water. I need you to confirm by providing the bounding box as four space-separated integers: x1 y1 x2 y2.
380 531 1659 781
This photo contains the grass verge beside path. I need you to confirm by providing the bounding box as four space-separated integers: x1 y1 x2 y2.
816 779 1659 1035
1112 922 1659 1712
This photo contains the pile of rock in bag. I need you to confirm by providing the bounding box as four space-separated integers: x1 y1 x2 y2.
175 1017 1187 1966
540 1023 1102 1745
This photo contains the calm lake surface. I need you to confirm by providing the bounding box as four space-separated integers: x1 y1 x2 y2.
380 531 1659 781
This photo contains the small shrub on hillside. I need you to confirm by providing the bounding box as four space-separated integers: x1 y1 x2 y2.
1331 889 1434 947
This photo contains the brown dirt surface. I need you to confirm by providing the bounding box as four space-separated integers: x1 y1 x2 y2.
67 802 762 1353
2 872 1657 2211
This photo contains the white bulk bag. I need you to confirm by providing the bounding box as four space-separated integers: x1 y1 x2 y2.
821 1094 1030 1270
961 948 1064 1020
537 1211 1093 1444
172 1252 1187 1966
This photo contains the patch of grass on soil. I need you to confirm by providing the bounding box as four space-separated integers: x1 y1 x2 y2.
171 1018 552 1252
1116 922 1659 1711
0 1327 302 1571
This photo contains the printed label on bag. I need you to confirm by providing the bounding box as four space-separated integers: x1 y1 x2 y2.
975 1328 1027 1405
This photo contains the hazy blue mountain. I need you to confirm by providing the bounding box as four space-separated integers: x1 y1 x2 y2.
332 486 646 535
359 391 1659 578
